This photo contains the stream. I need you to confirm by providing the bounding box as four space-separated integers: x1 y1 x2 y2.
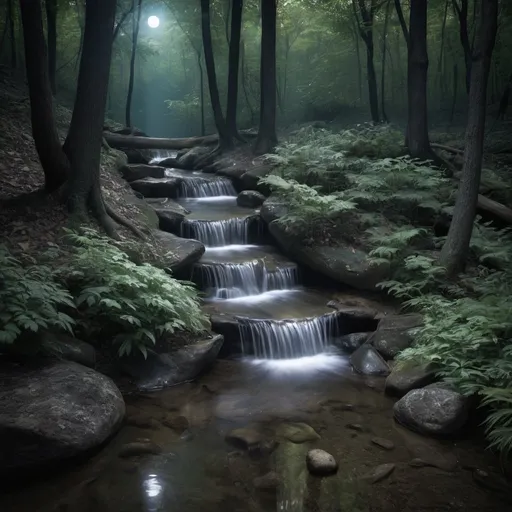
1 154 505 512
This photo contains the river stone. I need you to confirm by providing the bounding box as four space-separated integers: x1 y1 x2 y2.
226 428 262 449
371 437 395 450
118 441 162 458
277 422 321 443
393 387 470 435
237 190 266 208
363 463 396 483
350 344 390 376
121 164 166 182
177 146 212 169
306 449 338 476
40 333 96 368
333 332 371 353
0 360 125 473
260 197 288 224
385 364 437 397
120 334 223 391
254 471 280 490
130 177 181 198
157 157 183 168
146 198 189 233
240 165 273 192
371 313 423 360
152 230 205 273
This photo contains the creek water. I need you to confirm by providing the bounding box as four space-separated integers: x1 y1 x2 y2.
1 157 505 512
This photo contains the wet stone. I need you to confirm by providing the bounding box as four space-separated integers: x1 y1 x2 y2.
346 423 364 432
371 437 395 450
162 415 189 434
306 449 338 476
118 441 163 458
363 463 396 483
125 414 160 430
253 471 280 490
350 344 390 376
226 428 262 450
277 422 321 443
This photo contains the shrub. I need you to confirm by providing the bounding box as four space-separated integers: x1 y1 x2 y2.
64 230 209 358
0 246 75 344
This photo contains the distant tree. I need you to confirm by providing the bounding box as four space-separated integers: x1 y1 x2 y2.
19 0 68 191
200 0 232 149
254 0 277 155
45 0 58 95
393 0 409 46
226 0 243 140
452 0 471 93
125 0 143 128
440 0 499 274
352 0 380 123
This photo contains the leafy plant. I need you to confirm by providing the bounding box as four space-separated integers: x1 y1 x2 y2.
64 230 209 358
0 246 75 344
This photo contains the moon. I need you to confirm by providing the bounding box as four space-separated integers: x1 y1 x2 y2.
148 16 160 28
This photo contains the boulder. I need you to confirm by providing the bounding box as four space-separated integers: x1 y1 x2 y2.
260 197 288 224
240 165 272 191
226 428 262 450
268 221 389 291
385 364 437 397
350 344 390 376
237 190 266 208
41 333 96 368
333 332 371 353
277 422 321 443
152 230 205 273
254 471 280 490
0 360 125 473
121 164 166 182
177 146 212 169
157 157 183 168
306 449 338 476
120 334 223 391
146 198 190 233
130 177 181 198
371 313 423 360
393 387 470 436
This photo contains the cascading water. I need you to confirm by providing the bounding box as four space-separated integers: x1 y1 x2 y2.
178 176 236 198
181 218 250 246
149 150 178 164
239 315 339 359
195 261 299 299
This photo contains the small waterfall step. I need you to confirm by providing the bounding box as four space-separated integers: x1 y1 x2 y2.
148 149 178 164
195 245 299 298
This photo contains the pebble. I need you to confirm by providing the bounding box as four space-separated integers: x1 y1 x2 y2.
371 437 395 450
346 423 364 432
363 463 396 483
306 449 338 476
118 441 162 458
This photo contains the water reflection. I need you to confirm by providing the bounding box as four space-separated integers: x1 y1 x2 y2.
142 473 164 511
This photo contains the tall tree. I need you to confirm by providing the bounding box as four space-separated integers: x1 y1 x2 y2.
380 0 392 123
200 0 232 149
8 0 16 69
19 0 68 191
452 0 471 93
254 0 277 155
352 0 380 123
126 0 143 128
440 0 499 274
393 0 409 47
226 0 243 139
406 0 431 158
45 0 57 95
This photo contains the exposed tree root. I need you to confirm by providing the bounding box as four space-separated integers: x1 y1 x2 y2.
105 203 146 239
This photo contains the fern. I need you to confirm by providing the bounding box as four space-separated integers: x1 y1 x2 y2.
0 246 75 344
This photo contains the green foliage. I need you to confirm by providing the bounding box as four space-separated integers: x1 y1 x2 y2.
0 247 75 344
64 230 209 358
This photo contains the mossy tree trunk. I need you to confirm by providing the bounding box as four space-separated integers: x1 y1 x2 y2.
19 0 68 192
440 0 498 275
254 0 278 155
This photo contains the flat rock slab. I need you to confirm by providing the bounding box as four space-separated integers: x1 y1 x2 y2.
0 360 125 473
120 334 223 391
147 198 189 233
152 230 205 273
394 387 469 435
130 177 181 198
350 344 390 376
121 164 166 182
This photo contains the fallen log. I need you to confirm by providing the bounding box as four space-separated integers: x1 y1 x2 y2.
431 143 464 154
103 132 219 150
477 194 512 224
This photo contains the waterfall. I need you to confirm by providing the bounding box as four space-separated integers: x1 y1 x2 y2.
149 150 178 164
195 261 299 299
181 218 250 246
239 314 339 359
178 177 236 198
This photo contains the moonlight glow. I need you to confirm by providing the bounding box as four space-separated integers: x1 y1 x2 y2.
148 16 160 28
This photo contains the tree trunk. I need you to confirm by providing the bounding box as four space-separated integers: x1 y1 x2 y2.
226 0 243 139
8 0 16 69
65 0 119 234
352 22 362 102
196 50 206 136
254 0 278 155
241 39 255 125
200 0 232 149
497 71 512 120
452 0 471 93
380 0 391 123
393 0 409 47
45 0 57 95
437 0 449 100
19 0 68 192
126 0 143 129
113 6 134 42
449 63 458 124
0 2 10 62
406 0 431 158
440 0 498 275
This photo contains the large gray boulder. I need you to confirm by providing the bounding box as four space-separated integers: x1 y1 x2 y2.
393 386 469 436
237 190 266 208
350 344 390 376
152 230 205 273
371 313 423 360
121 334 223 391
0 360 125 473
385 364 437 397
333 332 371 353
146 198 190 234
177 146 212 169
